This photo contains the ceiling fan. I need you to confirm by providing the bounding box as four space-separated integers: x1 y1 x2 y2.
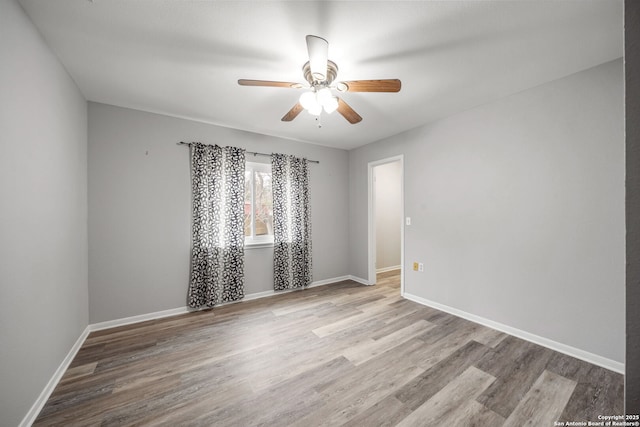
238 35 401 125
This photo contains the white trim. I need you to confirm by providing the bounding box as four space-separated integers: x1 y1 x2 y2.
367 156 404 294
311 275 351 287
244 241 274 250
403 292 624 374
19 325 91 427
348 275 371 286
376 265 401 274
246 161 271 171
90 307 189 332
242 289 276 301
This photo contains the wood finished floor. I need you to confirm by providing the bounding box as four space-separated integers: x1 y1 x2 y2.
35 271 623 426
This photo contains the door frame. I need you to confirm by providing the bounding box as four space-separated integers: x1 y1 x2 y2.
367 155 405 295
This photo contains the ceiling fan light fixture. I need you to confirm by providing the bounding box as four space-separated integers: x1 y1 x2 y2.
300 88 338 115
323 96 339 114
307 103 322 116
299 91 318 110
316 87 332 105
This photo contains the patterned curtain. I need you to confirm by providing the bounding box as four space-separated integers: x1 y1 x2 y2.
272 153 312 290
188 143 245 309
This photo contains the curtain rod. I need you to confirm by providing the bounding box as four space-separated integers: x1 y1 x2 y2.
177 141 320 164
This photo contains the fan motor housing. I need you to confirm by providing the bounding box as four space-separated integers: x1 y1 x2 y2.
303 60 338 86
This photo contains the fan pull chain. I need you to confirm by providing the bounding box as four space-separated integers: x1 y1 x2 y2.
316 115 322 129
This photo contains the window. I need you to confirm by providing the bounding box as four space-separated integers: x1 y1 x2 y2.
244 162 273 246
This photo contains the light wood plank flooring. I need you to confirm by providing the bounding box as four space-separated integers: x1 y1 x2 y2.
34 271 623 426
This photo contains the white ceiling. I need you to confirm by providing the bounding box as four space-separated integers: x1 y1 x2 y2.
19 0 622 150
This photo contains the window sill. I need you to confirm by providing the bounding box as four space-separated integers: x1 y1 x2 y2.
244 241 274 250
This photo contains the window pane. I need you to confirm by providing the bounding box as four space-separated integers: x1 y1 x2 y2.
254 171 273 236
244 170 252 237
244 163 273 244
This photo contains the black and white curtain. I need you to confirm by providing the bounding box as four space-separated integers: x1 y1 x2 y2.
272 153 312 290
188 143 245 309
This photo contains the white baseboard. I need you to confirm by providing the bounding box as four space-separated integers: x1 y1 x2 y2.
90 307 189 332
311 275 351 287
19 325 91 427
376 265 401 273
403 292 624 374
348 275 371 286
242 289 276 301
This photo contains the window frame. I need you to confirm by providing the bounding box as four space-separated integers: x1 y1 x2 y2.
244 161 274 248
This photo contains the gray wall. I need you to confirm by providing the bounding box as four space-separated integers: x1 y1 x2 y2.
626 0 640 414
0 1 89 426
375 161 402 271
349 59 625 363
88 103 349 323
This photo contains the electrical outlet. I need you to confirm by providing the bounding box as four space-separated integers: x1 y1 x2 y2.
418 263 424 272
413 262 419 271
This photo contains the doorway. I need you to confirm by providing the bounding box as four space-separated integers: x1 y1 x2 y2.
368 155 404 294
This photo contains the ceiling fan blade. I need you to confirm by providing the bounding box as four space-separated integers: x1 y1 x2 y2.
337 79 401 93
238 79 303 89
306 35 328 81
337 98 362 124
281 102 304 122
